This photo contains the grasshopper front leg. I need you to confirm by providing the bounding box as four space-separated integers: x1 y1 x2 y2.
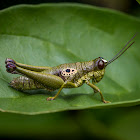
6 60 65 101
85 81 110 103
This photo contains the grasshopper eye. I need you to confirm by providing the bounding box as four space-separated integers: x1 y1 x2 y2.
98 60 105 70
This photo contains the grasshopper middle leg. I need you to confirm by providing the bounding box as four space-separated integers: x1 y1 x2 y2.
47 81 80 100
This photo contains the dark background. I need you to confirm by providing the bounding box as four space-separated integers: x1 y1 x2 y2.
0 0 139 16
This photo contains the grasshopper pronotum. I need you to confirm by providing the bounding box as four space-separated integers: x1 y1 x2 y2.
5 34 136 103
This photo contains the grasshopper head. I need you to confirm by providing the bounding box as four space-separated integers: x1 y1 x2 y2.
93 57 107 83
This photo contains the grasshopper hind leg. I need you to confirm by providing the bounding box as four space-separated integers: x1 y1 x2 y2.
6 62 65 100
5 58 51 72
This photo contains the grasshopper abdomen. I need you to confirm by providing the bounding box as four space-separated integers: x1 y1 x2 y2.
10 76 46 90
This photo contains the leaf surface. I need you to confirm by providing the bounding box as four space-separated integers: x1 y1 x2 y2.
0 4 140 114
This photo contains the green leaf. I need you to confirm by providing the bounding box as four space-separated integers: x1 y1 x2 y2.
0 3 140 114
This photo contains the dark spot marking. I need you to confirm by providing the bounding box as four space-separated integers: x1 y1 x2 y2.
72 70 74 72
69 74 70 75
66 69 70 72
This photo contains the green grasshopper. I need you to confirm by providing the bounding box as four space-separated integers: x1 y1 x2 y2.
5 34 136 103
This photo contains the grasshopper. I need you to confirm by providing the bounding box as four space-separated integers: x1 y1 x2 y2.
5 34 136 103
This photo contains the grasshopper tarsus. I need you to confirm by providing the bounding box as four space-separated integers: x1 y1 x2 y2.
103 100 111 103
47 97 55 101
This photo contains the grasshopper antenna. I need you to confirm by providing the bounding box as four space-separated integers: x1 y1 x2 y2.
106 33 137 65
